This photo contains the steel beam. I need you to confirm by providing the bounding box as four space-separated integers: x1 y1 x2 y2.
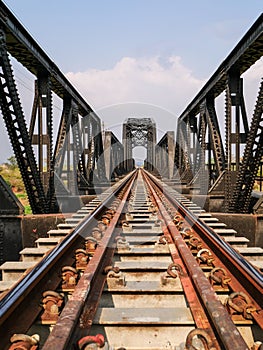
229 79 263 213
0 28 48 213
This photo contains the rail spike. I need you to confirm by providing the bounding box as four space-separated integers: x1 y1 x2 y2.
61 266 79 290
78 334 105 350
209 266 231 288
9 334 40 350
225 291 257 320
40 291 64 324
185 328 216 350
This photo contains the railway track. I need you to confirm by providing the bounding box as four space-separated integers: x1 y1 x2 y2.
0 169 262 350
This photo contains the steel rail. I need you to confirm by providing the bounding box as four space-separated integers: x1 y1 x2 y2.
145 170 263 290
174 210 263 329
0 171 135 349
41 170 137 350
145 170 263 328
142 170 250 350
144 180 221 349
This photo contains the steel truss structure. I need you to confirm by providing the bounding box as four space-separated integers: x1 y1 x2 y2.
174 14 263 211
0 0 263 215
0 1 107 213
103 131 125 181
155 131 175 179
122 118 156 172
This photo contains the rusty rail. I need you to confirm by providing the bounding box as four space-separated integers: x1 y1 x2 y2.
0 170 137 350
2 168 263 349
145 170 263 297
142 172 248 349
142 169 263 345
41 172 137 350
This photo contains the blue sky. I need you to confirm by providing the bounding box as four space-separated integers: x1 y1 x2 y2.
0 0 262 163
3 1 262 76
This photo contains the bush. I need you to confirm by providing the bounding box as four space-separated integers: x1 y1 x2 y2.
0 156 32 214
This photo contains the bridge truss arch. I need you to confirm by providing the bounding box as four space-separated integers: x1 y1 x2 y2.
122 118 156 171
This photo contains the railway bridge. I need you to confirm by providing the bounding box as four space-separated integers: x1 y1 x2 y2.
0 2 262 349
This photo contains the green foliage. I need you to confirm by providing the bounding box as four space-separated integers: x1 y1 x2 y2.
0 162 25 192
6 156 18 170
24 205 32 215
0 156 32 214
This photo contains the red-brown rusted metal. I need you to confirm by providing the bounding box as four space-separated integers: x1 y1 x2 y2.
209 267 231 288
40 290 64 324
185 328 216 350
84 237 98 256
78 334 105 349
145 181 220 348
75 249 89 270
3 168 263 349
197 248 215 266
225 291 258 320
61 266 79 291
91 227 103 241
8 334 39 350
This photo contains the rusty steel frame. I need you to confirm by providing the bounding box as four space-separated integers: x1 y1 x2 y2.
180 218 263 329
103 131 125 181
1 169 263 349
122 118 157 172
150 177 263 328
155 131 175 179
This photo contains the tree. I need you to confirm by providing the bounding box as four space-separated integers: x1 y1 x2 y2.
6 156 18 170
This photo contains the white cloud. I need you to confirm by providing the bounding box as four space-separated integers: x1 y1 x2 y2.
65 54 262 142
242 57 263 119
66 55 205 118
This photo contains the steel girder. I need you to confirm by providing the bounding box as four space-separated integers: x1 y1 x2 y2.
0 1 99 121
92 118 107 184
0 29 48 213
223 70 251 211
54 107 106 196
229 79 263 213
205 97 226 176
29 74 59 212
175 74 250 195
